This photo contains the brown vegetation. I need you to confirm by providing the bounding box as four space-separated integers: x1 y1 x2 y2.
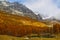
0 10 49 37
53 22 60 34
0 10 60 37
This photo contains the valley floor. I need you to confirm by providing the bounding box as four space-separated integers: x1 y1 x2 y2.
0 34 60 40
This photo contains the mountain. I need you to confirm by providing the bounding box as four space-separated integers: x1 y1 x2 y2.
0 1 39 20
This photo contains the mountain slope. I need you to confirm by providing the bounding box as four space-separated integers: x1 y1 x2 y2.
0 1 38 20
0 10 49 37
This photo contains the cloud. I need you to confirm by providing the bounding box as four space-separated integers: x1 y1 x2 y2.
22 0 60 20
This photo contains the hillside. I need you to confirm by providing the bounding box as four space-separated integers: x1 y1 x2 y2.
0 10 49 37
0 1 39 20
0 10 60 40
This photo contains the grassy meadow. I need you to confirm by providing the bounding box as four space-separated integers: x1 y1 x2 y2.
0 34 60 40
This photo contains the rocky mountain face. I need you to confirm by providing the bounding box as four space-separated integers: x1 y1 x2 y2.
0 1 60 22
0 1 42 20
37 14 43 21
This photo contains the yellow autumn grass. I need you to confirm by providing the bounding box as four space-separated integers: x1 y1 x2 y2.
0 10 47 27
0 34 59 40
0 10 57 40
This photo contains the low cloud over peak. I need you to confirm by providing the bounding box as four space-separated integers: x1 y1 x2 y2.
22 0 60 20
7 0 60 20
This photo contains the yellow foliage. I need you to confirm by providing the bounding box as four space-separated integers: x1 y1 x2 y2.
0 10 48 37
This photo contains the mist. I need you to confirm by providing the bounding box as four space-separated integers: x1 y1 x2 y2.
22 0 60 20
7 0 60 20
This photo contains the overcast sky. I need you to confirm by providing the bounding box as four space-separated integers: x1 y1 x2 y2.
7 0 60 20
